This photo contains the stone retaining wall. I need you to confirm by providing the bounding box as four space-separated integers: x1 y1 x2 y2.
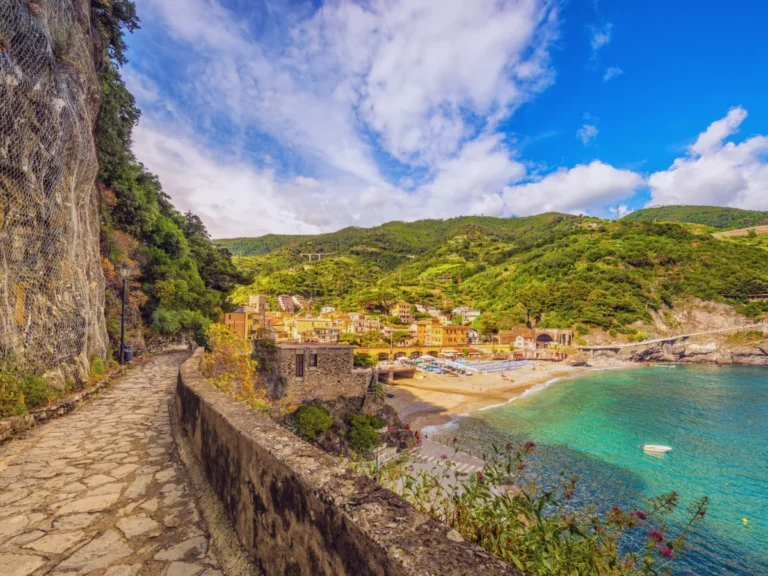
0 366 126 443
176 349 516 576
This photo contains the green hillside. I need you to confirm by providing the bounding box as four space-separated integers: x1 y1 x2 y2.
623 205 768 230
216 214 585 262
227 215 768 332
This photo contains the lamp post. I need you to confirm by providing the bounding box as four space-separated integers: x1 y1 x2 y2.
118 262 131 365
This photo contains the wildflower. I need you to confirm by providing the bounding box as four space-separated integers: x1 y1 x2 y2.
647 529 665 543
564 491 573 499
523 440 536 451
387 425 392 432
409 465 414 472
440 454 448 460
452 437 458 444
635 510 647 520
476 472 485 483
517 463 527 471
658 545 674 559
405 424 411 431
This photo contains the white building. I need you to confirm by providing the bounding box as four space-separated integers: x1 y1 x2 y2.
321 306 336 314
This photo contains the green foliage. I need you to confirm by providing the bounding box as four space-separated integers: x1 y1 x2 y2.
0 371 56 417
353 353 376 367
361 442 708 575
293 405 333 440
90 0 140 67
92 1 248 349
20 376 53 410
0 373 26 418
90 356 106 378
347 414 381 453
623 205 768 230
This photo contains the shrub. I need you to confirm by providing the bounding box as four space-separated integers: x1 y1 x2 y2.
21 376 54 410
348 421 379 453
90 356 106 379
0 373 26 418
358 442 709 575
353 353 376 367
347 414 384 453
293 405 333 440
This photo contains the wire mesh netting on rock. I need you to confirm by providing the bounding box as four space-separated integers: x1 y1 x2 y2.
0 0 107 386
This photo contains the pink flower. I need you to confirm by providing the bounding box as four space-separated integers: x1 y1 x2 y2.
635 510 647 520
387 426 392 432
408 465 414 472
658 545 674 559
440 454 448 460
476 472 485 483
647 529 665 543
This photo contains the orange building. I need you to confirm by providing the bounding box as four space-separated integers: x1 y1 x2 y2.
223 305 268 340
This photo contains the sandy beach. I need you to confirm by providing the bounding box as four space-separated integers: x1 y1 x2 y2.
387 361 629 432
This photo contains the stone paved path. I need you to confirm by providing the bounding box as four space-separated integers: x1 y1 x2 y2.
0 353 221 576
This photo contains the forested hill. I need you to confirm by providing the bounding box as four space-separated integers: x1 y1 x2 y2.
622 206 768 230
224 214 768 333
216 213 584 260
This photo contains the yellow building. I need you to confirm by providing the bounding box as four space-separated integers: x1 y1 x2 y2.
389 301 412 316
289 317 332 341
416 318 470 347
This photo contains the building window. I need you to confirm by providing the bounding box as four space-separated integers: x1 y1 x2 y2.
295 354 305 377
309 352 318 368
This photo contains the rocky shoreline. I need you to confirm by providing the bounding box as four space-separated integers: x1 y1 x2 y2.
588 338 768 366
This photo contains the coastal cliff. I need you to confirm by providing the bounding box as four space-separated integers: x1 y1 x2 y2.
0 0 107 383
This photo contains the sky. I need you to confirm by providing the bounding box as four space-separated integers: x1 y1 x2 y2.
124 0 768 238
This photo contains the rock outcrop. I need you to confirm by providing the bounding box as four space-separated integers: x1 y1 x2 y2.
590 336 768 366
0 0 106 383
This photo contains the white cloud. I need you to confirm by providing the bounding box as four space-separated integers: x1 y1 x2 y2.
648 107 768 210
503 161 644 216
577 123 599 144
609 204 632 217
603 66 623 81
589 22 613 56
134 0 560 202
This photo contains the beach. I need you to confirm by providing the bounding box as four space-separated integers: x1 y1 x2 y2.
387 361 628 432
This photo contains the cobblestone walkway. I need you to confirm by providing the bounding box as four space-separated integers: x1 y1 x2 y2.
0 353 221 576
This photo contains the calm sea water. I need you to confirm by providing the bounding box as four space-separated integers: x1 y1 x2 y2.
451 365 768 575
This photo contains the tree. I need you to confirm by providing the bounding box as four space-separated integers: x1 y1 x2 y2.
391 330 410 345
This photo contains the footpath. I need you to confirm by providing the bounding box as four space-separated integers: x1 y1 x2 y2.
0 353 221 576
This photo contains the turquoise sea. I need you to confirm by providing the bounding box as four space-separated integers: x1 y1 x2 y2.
452 365 768 574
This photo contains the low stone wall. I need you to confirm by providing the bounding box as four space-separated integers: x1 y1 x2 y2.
0 366 126 443
176 349 516 576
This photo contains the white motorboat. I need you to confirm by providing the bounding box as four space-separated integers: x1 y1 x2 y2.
641 444 672 454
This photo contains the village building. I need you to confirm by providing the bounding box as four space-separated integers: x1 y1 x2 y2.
416 318 471 347
277 294 295 313
414 304 426 313
467 328 480 345
288 317 332 341
223 306 269 340
321 305 336 314
299 326 341 344
499 327 573 348
247 293 267 313
345 318 381 335
275 343 372 402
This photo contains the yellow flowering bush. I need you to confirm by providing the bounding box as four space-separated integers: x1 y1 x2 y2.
201 324 295 417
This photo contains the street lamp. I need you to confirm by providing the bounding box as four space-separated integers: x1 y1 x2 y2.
118 262 131 365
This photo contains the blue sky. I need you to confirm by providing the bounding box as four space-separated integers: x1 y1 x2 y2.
124 0 768 238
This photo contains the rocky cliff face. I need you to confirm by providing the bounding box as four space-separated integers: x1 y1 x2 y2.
590 333 768 366
0 0 107 384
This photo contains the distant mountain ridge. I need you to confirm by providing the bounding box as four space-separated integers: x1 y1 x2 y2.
622 205 768 230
